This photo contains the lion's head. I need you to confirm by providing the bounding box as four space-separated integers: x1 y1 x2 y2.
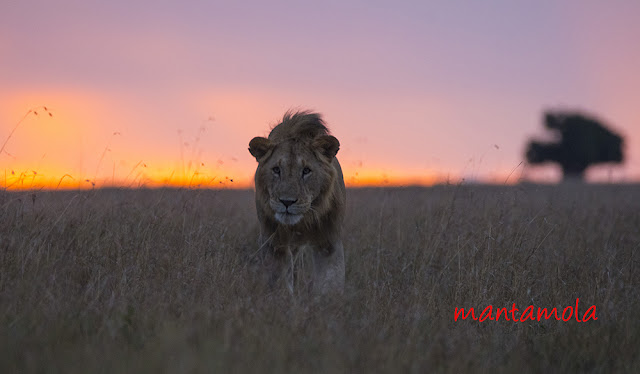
249 111 342 228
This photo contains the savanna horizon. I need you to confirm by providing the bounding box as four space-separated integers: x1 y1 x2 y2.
0 107 512 190
2 102 637 192
2 166 634 191
1 168 478 191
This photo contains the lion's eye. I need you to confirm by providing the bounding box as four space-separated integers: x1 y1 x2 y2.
302 167 311 176
272 166 280 175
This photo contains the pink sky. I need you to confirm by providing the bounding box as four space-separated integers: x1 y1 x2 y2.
1 1 638 189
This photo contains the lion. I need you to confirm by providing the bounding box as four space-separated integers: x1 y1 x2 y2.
248 110 346 294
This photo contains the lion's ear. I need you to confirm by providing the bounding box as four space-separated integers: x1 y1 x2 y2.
249 137 272 161
313 135 340 159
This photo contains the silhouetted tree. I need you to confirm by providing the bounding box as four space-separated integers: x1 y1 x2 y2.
525 111 624 181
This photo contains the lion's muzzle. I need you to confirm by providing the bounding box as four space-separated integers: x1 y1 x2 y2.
271 198 306 225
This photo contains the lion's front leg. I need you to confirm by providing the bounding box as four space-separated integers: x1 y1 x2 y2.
312 240 345 295
257 233 297 294
259 248 294 293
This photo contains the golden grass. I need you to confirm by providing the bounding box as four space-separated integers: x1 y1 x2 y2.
1 184 638 373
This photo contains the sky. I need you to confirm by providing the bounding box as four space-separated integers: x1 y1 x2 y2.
1 0 639 189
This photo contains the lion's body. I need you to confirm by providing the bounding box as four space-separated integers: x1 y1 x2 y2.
249 111 346 294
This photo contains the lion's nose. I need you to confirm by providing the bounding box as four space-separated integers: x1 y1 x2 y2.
280 199 297 208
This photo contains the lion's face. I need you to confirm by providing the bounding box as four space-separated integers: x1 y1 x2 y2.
249 135 339 226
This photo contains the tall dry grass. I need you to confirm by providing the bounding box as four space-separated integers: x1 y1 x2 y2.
1 184 638 373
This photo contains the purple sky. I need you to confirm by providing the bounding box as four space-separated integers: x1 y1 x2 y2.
2 1 639 187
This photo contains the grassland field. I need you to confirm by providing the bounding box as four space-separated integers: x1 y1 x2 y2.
1 184 639 373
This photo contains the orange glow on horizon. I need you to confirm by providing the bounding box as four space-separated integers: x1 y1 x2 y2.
2 89 637 192
3 154 549 191
5 158 632 191
2 167 458 191
0 92 466 191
